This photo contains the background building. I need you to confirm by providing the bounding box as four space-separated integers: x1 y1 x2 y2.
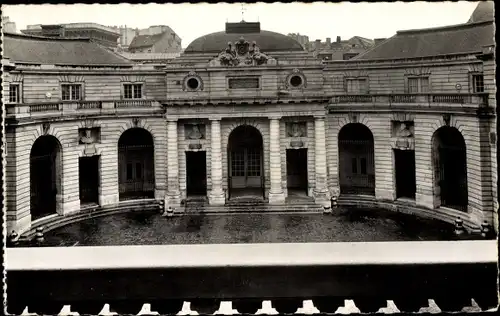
288 33 375 60
2 15 17 33
128 25 182 53
21 23 121 49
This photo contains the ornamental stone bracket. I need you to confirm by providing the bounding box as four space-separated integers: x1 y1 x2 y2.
209 37 277 67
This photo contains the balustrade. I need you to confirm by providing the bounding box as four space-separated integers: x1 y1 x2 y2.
29 102 61 113
5 241 497 315
114 99 152 108
330 93 488 107
77 100 102 109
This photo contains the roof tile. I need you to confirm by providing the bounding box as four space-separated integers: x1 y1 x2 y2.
3 33 132 65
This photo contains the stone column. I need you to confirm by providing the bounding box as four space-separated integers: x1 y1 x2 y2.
165 119 181 207
268 116 285 204
314 116 331 206
209 118 226 205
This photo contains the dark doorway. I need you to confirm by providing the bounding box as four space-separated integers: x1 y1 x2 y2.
433 127 468 211
118 128 155 200
338 123 375 195
286 148 308 196
186 151 207 196
394 149 416 199
30 135 61 220
227 125 264 199
79 156 100 205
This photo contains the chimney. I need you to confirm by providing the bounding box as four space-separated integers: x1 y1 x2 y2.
374 38 387 46
336 36 341 43
326 37 331 46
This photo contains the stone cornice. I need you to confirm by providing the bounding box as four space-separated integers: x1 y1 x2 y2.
327 105 494 118
164 64 324 73
325 59 482 71
5 111 165 127
162 96 329 107
8 68 165 75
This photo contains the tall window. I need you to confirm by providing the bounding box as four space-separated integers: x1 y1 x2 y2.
9 83 20 103
123 83 143 99
407 77 429 93
472 74 484 93
61 84 82 101
346 78 368 94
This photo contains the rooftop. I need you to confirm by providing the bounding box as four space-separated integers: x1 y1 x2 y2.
3 32 132 66
129 33 166 49
354 20 494 60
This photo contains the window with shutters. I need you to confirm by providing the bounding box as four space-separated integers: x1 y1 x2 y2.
123 83 143 99
61 84 83 101
471 73 484 93
345 78 369 94
8 83 21 103
407 76 430 93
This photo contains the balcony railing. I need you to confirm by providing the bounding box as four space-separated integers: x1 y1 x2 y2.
29 102 61 113
330 93 488 107
5 100 160 120
115 99 152 108
77 100 102 110
5 240 498 315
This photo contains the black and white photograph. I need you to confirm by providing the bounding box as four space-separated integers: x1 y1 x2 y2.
2 1 498 315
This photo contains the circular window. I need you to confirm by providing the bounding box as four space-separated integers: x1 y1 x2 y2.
187 77 200 90
290 75 303 88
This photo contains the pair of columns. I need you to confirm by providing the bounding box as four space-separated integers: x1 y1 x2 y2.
164 116 330 207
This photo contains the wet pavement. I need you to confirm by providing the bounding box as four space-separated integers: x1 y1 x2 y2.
26 207 476 247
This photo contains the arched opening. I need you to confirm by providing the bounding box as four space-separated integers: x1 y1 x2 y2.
30 135 61 220
227 125 264 200
118 128 155 200
432 126 468 211
338 123 375 195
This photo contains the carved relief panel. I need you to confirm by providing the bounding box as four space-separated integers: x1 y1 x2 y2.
391 121 415 150
185 124 206 140
286 121 307 148
79 127 101 156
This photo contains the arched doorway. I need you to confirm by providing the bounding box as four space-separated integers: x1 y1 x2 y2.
227 125 264 199
118 128 155 200
432 126 468 211
338 123 375 195
30 135 61 220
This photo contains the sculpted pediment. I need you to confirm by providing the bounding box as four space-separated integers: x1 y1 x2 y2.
209 37 277 67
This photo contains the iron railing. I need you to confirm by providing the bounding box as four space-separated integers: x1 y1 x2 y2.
5 241 498 315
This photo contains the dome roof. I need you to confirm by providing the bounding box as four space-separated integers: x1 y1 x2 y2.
468 1 494 23
184 22 305 54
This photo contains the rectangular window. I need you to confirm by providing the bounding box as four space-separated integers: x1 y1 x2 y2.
9 84 20 103
228 77 260 89
407 77 429 93
123 83 143 99
472 74 484 93
61 84 82 101
346 78 368 94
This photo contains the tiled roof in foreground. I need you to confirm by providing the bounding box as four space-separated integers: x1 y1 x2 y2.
354 20 494 60
3 32 132 66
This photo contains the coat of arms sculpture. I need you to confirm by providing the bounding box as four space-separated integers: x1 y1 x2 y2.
213 37 275 67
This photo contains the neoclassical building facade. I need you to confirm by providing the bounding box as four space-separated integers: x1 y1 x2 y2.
2 14 497 235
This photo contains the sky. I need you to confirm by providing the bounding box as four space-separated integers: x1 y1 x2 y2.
3 2 480 47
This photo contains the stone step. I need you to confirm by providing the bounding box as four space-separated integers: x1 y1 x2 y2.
182 203 324 214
